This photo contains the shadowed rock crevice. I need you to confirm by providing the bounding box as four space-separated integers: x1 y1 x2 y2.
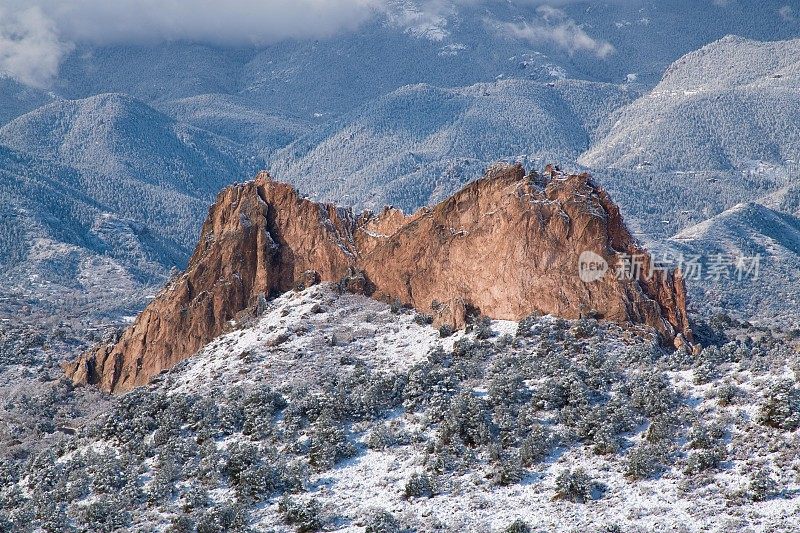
64 164 691 393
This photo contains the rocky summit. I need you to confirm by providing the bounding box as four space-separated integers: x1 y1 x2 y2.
64 164 691 393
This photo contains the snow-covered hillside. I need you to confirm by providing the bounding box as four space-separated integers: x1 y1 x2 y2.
592 164 793 240
0 94 266 320
580 37 800 172
763 181 800 218
0 93 261 249
662 203 800 328
0 77 55 125
0 143 171 321
157 94 309 161
269 79 634 211
1 285 798 532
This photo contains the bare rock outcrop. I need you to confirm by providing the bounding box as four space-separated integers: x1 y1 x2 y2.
64 165 691 393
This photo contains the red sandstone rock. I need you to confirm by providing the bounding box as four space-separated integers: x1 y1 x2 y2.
64 164 692 393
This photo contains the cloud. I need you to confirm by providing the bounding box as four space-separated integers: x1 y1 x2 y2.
778 5 795 21
0 5 72 87
385 0 455 41
0 0 627 87
535 5 569 21
0 0 384 86
2 0 383 46
498 7 615 59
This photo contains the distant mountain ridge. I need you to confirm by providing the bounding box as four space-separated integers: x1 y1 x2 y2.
662 202 800 326
270 79 634 211
43 1 797 118
580 37 800 172
0 94 261 321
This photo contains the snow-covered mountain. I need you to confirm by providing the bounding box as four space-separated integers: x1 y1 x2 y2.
0 94 264 320
580 36 800 172
46 1 798 119
0 77 55 125
269 79 634 211
0 2 797 325
662 203 800 327
265 35 800 234
0 93 261 248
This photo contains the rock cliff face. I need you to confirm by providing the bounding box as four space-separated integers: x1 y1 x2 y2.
64 165 691 393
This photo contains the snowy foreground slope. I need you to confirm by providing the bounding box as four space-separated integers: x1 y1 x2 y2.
2 285 799 532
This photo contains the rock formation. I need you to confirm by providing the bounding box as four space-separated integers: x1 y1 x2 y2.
64 164 692 393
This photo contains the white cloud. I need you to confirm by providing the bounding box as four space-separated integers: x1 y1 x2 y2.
778 5 795 21
498 10 615 59
0 0 384 86
0 6 72 87
386 0 454 41
535 5 568 21
3 0 383 46
0 0 630 87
